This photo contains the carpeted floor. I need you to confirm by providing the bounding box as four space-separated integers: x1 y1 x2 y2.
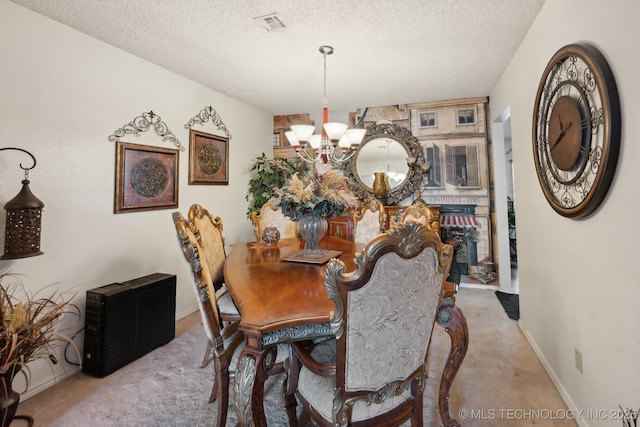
495 290 520 320
20 322 298 427
18 288 576 426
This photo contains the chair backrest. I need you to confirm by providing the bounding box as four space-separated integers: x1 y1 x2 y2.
188 204 226 292
352 198 387 244
399 198 441 236
172 211 222 342
250 201 298 241
324 222 453 412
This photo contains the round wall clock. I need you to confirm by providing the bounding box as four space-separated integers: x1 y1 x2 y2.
532 43 621 218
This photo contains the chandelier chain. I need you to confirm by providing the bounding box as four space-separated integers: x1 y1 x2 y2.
323 50 328 107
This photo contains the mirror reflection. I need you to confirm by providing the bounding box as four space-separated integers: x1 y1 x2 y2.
356 138 409 189
341 122 426 206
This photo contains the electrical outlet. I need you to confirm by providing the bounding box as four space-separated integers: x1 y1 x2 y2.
574 348 583 374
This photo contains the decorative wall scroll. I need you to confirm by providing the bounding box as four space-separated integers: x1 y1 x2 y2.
184 106 232 139
188 129 229 185
108 111 185 151
115 142 179 213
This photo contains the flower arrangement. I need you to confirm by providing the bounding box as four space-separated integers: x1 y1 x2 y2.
0 273 80 384
273 169 359 221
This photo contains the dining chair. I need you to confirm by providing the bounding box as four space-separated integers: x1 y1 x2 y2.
352 198 387 244
399 200 461 286
398 198 442 236
251 201 298 241
284 221 454 427
185 205 241 368
172 211 243 426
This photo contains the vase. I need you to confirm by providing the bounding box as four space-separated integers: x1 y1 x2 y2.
0 373 19 427
373 172 390 197
297 215 327 258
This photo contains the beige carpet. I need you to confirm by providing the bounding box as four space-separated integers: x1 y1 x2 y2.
16 288 577 426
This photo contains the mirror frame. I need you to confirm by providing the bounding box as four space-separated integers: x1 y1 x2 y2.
341 123 425 205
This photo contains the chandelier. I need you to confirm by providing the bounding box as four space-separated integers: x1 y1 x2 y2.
286 46 366 164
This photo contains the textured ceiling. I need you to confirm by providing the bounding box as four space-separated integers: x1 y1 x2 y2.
10 0 546 115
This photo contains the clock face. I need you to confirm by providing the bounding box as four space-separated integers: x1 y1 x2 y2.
532 43 621 218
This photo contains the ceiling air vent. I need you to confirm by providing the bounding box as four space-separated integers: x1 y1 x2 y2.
254 13 286 31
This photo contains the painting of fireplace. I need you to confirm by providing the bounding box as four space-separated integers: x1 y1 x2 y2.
439 204 479 275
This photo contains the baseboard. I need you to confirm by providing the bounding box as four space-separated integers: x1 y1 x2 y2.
459 282 499 290
518 321 587 427
19 366 82 401
176 305 199 321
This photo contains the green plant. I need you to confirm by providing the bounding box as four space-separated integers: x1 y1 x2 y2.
245 153 297 219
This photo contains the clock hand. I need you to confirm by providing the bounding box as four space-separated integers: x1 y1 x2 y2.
550 121 572 151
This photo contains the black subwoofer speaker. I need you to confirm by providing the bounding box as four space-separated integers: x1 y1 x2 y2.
82 272 176 377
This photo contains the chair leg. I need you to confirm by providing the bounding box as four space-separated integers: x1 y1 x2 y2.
213 358 230 427
202 339 215 368
411 378 423 427
209 364 220 403
283 352 300 427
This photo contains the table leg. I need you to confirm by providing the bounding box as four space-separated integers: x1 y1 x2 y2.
233 344 278 427
436 295 469 427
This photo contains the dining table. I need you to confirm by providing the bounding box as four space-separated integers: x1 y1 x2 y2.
223 235 469 427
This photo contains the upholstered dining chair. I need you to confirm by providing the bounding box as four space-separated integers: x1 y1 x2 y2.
185 205 240 368
284 221 454 427
172 211 243 426
398 198 442 236
250 200 298 241
352 198 387 244
399 199 461 287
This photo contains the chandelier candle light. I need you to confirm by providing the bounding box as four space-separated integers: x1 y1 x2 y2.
286 46 366 164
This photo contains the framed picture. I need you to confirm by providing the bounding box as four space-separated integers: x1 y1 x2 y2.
115 142 179 214
189 129 229 184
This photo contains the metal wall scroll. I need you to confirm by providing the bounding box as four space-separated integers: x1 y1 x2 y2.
108 110 185 151
184 106 232 139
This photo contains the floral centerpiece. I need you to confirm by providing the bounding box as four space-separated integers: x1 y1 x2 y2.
273 169 358 220
273 169 358 256
0 273 79 424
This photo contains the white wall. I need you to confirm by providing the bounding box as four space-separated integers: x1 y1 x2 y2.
490 0 640 425
0 0 272 397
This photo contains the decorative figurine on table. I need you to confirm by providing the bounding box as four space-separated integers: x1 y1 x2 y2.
261 226 280 247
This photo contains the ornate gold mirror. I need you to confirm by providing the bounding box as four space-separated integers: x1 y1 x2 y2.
341 123 425 205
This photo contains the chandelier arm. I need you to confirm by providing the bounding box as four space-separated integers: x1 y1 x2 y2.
330 149 357 163
296 149 322 163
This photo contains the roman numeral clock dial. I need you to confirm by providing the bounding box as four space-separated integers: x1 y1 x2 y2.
532 43 621 218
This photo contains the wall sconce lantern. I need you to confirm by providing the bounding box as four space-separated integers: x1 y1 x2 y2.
0 148 44 259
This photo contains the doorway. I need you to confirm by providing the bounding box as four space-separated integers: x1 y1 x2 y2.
492 107 518 293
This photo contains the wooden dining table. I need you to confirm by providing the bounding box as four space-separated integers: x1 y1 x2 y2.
223 235 468 427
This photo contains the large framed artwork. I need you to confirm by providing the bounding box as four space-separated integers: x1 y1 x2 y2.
189 129 229 184
115 142 179 214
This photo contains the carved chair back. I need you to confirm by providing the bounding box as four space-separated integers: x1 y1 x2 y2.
352 198 387 244
188 204 228 294
399 198 441 236
173 211 223 338
288 222 453 426
250 202 298 241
